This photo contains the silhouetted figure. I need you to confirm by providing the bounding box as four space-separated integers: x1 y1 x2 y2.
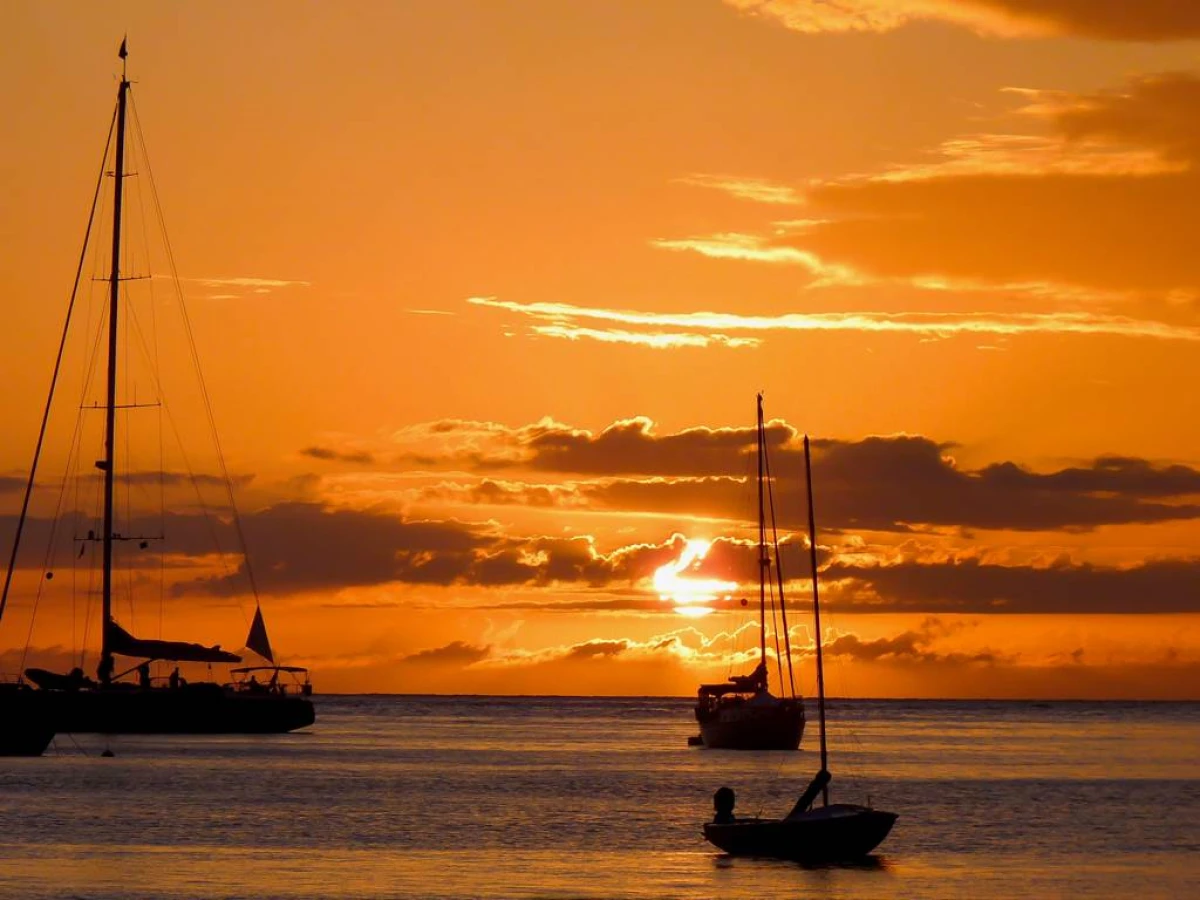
137 662 151 690
169 667 181 690
713 786 736 824
97 655 114 687
248 674 262 693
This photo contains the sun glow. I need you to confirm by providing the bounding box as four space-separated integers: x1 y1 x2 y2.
653 538 737 618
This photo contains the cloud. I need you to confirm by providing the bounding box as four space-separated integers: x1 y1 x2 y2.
765 72 1200 297
0 470 253 495
399 640 492 666
480 626 736 669
562 638 632 660
180 276 310 301
824 555 1200 614
300 446 376 465
166 506 696 596
13 414 1200 603
468 296 1200 348
179 502 497 595
866 132 1178 182
117 471 256 490
651 233 861 284
15 490 1198 615
0 645 80 681
822 616 1007 664
531 323 759 349
418 478 587 509
405 415 1200 532
189 277 311 288
1055 73 1200 164
723 1 1200 42
523 416 791 477
674 174 804 205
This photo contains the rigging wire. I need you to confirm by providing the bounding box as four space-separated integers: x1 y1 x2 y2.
29 234 116 675
137 136 168 646
75 179 116 669
769 576 784 695
129 89 262 624
0 103 117 636
122 114 168 651
763 423 796 698
726 426 758 682
122 204 136 636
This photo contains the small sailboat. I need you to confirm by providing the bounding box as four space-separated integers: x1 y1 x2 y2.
0 42 314 736
702 435 897 861
691 395 805 750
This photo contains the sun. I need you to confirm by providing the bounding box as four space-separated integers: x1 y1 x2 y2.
653 538 737 618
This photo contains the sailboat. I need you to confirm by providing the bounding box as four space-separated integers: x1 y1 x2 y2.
0 42 314 736
691 395 805 750
702 434 897 861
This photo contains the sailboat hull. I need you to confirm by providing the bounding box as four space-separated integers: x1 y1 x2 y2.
703 805 897 861
696 697 805 750
0 685 56 756
24 683 314 734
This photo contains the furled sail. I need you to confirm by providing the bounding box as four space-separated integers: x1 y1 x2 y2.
106 620 242 663
245 605 275 662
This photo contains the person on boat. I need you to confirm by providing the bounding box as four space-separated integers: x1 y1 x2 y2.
712 786 737 824
97 655 114 687
137 662 151 690
248 674 263 693
64 667 91 691
169 667 184 690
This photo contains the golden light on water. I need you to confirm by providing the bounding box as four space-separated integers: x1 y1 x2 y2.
653 538 737 618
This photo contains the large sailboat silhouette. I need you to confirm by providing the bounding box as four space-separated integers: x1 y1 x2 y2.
0 42 314 737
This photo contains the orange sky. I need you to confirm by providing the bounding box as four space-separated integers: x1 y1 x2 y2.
2 0 1199 698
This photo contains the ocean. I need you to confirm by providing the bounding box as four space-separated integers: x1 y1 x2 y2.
0 696 1196 899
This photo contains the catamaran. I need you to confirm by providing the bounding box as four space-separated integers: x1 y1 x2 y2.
0 42 314 738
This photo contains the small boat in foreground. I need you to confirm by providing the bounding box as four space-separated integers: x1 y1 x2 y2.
703 435 897 861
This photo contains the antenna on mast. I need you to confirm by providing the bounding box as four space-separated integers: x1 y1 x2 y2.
118 36 128 78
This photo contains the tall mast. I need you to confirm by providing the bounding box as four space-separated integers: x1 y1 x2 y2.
99 40 130 677
804 434 829 806
756 394 767 678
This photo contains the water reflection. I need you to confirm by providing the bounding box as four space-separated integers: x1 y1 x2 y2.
0 696 1195 899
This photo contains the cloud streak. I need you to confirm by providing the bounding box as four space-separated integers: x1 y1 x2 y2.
301 446 376 465
824 556 1200 614
469 296 1200 348
723 1 1200 42
674 174 804 205
189 277 311 288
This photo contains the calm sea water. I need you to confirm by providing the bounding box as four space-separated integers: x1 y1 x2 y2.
0 696 1196 899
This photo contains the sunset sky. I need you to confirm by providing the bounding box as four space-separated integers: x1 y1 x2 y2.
2 0 1199 698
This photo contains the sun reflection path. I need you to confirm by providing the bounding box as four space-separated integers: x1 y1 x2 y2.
653 538 737 618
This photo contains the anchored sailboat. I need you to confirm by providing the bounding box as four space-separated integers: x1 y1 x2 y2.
702 435 897 861
0 42 314 736
691 395 805 750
